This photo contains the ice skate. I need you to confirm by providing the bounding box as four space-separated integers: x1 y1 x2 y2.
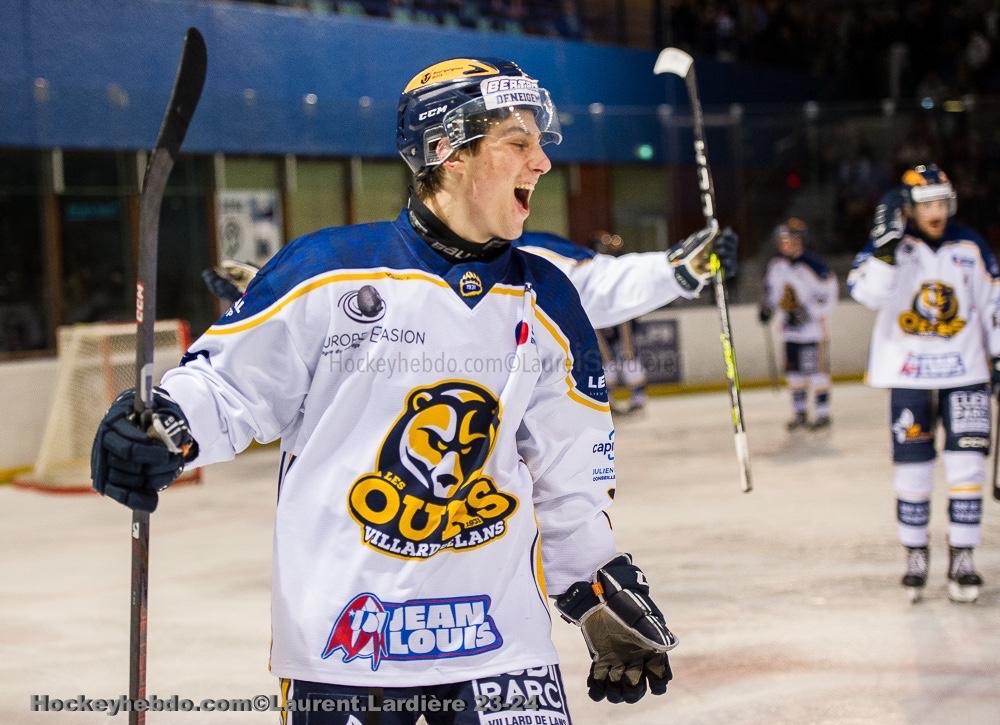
901 546 928 603
947 547 982 603
786 412 808 431
809 415 831 431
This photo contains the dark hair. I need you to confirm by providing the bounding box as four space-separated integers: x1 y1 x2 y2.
414 136 485 199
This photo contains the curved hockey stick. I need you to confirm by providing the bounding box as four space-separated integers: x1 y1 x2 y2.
131 27 207 724
655 47 752 493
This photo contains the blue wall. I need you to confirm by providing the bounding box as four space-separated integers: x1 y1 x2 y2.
0 0 812 163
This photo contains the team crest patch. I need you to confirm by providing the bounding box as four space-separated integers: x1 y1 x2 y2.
778 284 800 311
459 271 484 297
898 281 966 337
321 593 501 670
348 380 518 559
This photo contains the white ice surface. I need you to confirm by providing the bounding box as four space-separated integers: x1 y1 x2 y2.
2 383 999 724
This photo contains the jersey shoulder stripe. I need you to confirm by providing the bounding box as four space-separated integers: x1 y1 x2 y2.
216 221 414 324
514 232 596 262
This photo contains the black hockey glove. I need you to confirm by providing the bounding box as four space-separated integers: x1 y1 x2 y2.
91 387 198 513
715 226 739 279
202 260 261 305
991 356 1000 397
667 221 720 294
869 189 905 265
555 554 677 704
201 268 242 305
758 306 773 325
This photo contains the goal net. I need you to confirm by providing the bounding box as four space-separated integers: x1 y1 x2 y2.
14 320 201 493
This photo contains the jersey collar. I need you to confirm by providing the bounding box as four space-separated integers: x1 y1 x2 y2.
407 192 510 263
392 209 514 310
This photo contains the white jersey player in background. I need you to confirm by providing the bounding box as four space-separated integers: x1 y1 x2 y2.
758 218 837 430
848 164 999 603
90 56 743 723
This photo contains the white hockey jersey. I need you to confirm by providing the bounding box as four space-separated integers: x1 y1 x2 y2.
514 232 688 329
762 252 837 344
848 222 1000 389
161 211 618 687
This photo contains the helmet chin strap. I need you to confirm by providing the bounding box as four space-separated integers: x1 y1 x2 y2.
407 190 509 263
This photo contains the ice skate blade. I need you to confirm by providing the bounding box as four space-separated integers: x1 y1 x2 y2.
947 581 980 603
906 586 924 604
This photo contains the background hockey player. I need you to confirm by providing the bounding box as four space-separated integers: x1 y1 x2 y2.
758 218 837 431
848 164 998 603
585 230 650 415
86 57 734 722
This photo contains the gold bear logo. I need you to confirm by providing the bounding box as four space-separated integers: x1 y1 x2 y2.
899 281 966 337
391 382 498 498
348 380 517 560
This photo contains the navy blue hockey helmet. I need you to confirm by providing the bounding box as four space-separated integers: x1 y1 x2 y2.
396 57 562 177
901 164 956 215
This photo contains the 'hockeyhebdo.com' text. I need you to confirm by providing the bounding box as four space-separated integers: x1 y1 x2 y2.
323 349 680 380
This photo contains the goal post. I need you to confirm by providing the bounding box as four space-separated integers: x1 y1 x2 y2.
13 320 201 493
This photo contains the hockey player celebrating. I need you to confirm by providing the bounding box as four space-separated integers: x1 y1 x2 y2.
88 57 741 721
758 218 837 431
513 227 738 331
848 164 998 603
204 222 740 334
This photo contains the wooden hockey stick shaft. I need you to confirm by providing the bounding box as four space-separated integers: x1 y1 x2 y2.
130 28 206 724
655 48 752 492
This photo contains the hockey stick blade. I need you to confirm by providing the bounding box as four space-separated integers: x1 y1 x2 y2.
136 27 207 410
653 48 694 78
142 27 207 191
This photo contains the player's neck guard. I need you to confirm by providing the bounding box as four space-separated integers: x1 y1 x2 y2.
407 191 509 263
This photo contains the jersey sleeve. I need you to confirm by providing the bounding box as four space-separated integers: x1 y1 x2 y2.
967 230 1000 358
517 281 617 597
160 247 327 468
517 234 685 329
805 255 838 328
762 257 779 310
847 242 897 310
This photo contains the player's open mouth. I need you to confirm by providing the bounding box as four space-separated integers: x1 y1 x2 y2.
514 183 534 214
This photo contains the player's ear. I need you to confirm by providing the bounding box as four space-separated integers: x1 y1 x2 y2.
438 138 465 174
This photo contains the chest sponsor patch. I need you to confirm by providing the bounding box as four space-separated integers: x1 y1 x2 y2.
321 593 502 671
899 352 965 379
